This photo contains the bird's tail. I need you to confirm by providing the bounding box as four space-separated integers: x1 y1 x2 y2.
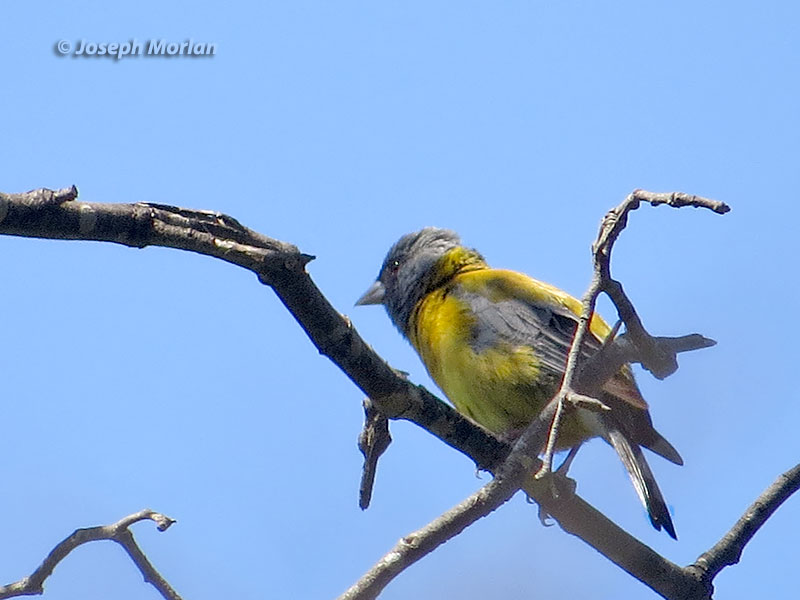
605 426 677 539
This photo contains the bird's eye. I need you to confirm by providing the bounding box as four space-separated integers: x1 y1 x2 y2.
390 259 400 273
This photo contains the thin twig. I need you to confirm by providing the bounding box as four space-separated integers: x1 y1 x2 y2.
0 509 180 600
534 235 605 479
689 463 800 584
339 456 528 600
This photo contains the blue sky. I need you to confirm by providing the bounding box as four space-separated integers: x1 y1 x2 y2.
1 2 798 599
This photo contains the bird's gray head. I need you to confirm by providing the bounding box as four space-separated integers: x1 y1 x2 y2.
356 228 462 334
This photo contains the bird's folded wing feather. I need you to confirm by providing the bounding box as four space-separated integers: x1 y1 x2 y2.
454 268 648 410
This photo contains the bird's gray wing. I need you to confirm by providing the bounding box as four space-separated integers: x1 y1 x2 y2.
456 288 602 379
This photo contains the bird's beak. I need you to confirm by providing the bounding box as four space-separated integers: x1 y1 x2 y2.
355 280 386 306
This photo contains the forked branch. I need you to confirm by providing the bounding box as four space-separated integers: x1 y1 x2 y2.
0 509 179 600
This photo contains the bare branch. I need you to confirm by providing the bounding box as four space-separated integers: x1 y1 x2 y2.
358 397 393 510
536 190 727 476
689 463 800 584
6 186 779 600
593 190 729 379
0 187 510 468
339 460 526 600
0 509 180 600
576 334 716 399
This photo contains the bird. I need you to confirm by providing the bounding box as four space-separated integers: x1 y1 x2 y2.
356 227 683 538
